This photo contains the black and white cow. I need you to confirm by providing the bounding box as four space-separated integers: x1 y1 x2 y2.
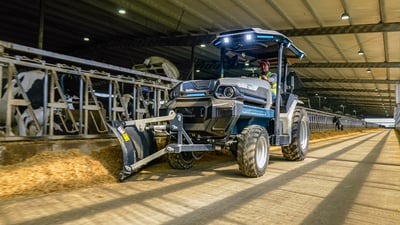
0 70 79 136
333 116 343 131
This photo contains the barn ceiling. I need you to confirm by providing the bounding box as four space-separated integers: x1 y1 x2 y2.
0 0 399 118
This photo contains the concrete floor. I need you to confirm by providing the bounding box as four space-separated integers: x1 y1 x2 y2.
1 129 399 225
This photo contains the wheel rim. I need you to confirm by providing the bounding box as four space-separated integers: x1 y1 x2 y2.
299 119 309 150
256 135 268 168
181 152 194 163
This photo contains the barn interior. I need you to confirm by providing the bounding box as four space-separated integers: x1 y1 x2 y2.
0 0 400 207
0 0 399 118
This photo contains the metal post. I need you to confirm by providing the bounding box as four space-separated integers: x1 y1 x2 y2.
84 76 89 135
108 80 113 119
283 60 288 93
220 48 225 78
274 43 284 145
153 86 157 117
191 45 195 80
0 64 3 103
48 70 55 135
38 0 45 52
79 76 84 133
132 85 137 120
5 65 15 136
396 82 399 104
42 70 48 134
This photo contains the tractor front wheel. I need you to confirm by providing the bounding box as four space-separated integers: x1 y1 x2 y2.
237 125 270 177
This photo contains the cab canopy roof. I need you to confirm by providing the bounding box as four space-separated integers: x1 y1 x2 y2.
212 28 305 65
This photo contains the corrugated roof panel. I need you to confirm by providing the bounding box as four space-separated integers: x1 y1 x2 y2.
352 68 375 79
331 34 364 62
373 68 389 80
271 0 319 28
382 0 400 22
389 68 400 80
308 0 349 26
346 0 381 24
294 36 344 62
289 37 323 62
239 0 294 30
387 32 400 61
359 33 385 62
168 0 227 31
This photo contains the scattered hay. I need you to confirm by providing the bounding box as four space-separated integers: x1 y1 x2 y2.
0 128 382 199
310 128 383 141
0 146 122 199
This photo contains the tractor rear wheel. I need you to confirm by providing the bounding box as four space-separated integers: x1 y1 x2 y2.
281 108 310 161
237 125 270 177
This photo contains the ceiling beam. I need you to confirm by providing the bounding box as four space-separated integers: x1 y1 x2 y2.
74 22 400 51
303 94 393 100
279 22 400 36
300 87 394 93
184 61 400 71
292 62 400 68
301 78 398 84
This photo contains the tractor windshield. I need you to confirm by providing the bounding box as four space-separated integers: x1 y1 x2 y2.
212 28 304 78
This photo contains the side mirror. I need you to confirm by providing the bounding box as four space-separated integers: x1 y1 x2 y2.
286 71 304 91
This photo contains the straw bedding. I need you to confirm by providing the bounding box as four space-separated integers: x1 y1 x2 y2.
0 146 122 199
0 128 380 199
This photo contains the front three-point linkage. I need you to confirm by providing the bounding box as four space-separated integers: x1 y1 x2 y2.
108 111 213 181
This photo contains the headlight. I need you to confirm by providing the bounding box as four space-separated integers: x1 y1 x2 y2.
223 86 235 98
223 37 230 44
215 86 237 99
245 34 253 41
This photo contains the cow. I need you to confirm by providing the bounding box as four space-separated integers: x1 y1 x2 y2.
0 70 78 136
333 116 343 131
1 70 44 135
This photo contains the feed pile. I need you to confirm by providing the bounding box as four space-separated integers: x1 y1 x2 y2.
0 146 122 199
0 128 382 199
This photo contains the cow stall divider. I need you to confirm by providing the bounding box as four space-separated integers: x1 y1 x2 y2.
0 40 177 139
305 108 379 132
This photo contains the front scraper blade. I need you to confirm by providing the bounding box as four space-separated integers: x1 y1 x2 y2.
107 121 137 181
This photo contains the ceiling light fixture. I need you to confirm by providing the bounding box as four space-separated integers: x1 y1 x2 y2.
366 68 371 73
200 44 206 48
83 37 90 42
118 9 126 14
341 12 350 20
358 50 364 56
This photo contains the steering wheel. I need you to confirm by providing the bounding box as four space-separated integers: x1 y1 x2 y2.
247 71 260 78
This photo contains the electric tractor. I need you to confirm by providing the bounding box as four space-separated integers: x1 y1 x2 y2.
109 28 310 181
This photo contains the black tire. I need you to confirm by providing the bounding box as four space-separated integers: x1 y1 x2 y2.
168 152 195 169
237 125 270 177
281 108 310 161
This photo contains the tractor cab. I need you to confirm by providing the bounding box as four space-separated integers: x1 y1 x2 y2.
212 28 304 79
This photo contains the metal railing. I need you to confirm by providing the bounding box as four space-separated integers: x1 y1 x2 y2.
0 40 176 139
305 108 378 132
